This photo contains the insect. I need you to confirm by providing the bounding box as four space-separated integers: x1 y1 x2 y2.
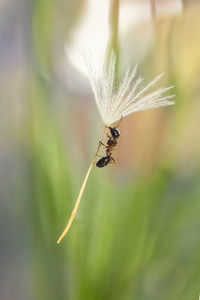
96 125 121 168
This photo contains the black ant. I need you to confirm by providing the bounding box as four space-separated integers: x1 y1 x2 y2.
96 118 122 168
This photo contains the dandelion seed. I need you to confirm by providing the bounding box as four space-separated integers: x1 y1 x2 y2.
57 53 174 243
85 51 174 126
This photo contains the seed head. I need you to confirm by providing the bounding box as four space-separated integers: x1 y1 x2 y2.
85 52 174 126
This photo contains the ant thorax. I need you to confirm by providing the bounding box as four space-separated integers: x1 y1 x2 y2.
107 138 117 147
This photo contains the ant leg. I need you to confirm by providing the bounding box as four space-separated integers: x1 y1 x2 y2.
110 157 116 164
99 141 107 148
107 148 116 153
107 134 112 139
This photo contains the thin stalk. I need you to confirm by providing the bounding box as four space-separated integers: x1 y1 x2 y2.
57 126 107 244
150 0 156 21
107 0 120 83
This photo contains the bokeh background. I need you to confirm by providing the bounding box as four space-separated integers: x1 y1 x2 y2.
1 0 200 299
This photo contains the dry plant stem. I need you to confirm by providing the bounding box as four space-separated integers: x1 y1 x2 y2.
57 126 107 244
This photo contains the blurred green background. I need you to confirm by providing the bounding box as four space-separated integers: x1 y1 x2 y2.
1 0 200 299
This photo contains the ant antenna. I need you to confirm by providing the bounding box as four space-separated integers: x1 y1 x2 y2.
115 116 123 128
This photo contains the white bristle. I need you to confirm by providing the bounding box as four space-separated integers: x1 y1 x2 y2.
85 52 174 126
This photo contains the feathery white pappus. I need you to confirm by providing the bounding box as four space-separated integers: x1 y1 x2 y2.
85 52 175 126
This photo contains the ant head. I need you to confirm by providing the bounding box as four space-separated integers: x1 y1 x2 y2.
109 127 120 139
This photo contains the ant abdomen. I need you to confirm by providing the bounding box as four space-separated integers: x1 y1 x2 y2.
96 156 111 168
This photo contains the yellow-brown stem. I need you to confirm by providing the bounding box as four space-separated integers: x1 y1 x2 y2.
57 126 107 244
